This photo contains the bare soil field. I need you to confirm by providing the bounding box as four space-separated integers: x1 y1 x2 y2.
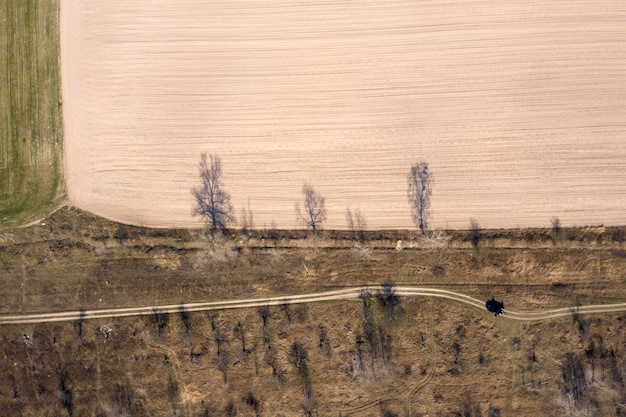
1 208 626 416
61 0 626 230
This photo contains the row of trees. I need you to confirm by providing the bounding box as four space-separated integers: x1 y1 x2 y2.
192 153 433 234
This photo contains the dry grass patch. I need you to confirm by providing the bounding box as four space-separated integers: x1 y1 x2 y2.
0 209 625 415
0 296 625 416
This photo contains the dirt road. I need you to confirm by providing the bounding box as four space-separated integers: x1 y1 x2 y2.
1 287 625 325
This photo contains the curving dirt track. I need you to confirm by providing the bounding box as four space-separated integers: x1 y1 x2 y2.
1 286 625 325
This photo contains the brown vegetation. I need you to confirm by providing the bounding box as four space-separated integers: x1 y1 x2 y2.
61 1 626 230
0 208 625 416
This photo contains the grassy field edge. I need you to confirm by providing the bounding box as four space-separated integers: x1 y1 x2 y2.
0 1 65 228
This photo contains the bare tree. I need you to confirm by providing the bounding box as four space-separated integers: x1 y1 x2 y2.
178 305 191 335
407 162 432 234
167 376 180 416
264 344 284 382
214 348 229 384
318 325 331 358
233 321 247 354
296 182 326 233
192 153 235 231
551 216 561 245
561 352 589 410
208 315 230 384
189 344 208 364
280 301 292 325
151 307 169 336
355 334 366 373
302 385 314 417
112 382 133 416
258 306 271 344
225 400 237 417
458 392 483 417
267 220 280 248
289 342 309 381
360 290 379 364
470 218 481 250
487 405 502 417
376 283 402 323
76 308 86 343
58 371 74 417
346 207 367 244
570 304 587 336
244 392 261 417
240 199 254 235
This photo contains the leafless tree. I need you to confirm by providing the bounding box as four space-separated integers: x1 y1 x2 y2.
378 325 393 368
452 341 461 366
192 153 235 231
178 305 191 335
302 385 314 417
470 218 481 250
151 307 169 336
258 309 269 329
112 382 133 416
458 392 483 417
167 375 180 416
207 314 230 383
244 392 261 417
289 342 309 381
346 207 367 244
407 162 432 234
240 199 254 235
355 334 366 373
318 325 331 358
10 382 18 400
360 290 379 363
376 283 402 323
487 405 502 417
225 400 237 417
189 344 208 364
296 182 326 233
76 308 86 343
214 349 229 384
551 216 561 245
232 321 246 354
280 301 293 329
58 371 73 417
561 352 588 409
264 344 284 382
200 402 210 417
570 304 587 336
267 220 280 248
258 306 270 343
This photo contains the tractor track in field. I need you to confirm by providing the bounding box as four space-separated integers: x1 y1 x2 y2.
1 286 625 325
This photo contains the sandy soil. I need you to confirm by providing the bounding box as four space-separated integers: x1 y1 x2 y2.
61 0 626 229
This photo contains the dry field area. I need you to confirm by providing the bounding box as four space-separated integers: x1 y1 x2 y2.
1 208 626 416
61 0 626 230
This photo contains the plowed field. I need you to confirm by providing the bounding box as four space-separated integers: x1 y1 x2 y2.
61 0 626 229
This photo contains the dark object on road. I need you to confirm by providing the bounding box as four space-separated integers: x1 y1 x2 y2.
486 297 504 316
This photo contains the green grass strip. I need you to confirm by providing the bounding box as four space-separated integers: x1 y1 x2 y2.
0 1 64 228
